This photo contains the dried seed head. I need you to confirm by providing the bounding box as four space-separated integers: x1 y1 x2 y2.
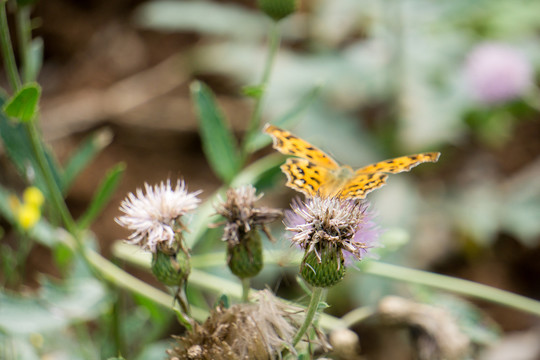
215 185 282 246
214 185 282 278
167 290 312 360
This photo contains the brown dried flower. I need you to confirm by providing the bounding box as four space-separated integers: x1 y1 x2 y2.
215 185 282 246
167 290 304 360
214 185 282 278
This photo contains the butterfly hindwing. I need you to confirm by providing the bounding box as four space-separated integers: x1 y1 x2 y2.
264 124 339 169
281 158 332 197
339 173 389 199
357 152 440 174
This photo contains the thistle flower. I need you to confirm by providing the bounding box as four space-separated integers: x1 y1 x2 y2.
464 42 532 104
116 180 201 286
257 0 297 21
214 185 282 279
167 290 322 360
285 197 378 287
115 180 201 254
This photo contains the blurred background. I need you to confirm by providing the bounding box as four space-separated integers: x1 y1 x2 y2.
2 0 540 358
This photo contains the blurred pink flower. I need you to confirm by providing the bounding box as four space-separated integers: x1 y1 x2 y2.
464 43 533 104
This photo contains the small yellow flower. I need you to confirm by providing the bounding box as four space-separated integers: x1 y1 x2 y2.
17 203 41 230
23 186 45 208
9 187 45 230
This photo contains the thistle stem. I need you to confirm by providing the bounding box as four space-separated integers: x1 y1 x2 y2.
0 0 21 91
293 287 323 346
241 22 281 161
241 277 251 302
363 261 540 317
15 4 31 83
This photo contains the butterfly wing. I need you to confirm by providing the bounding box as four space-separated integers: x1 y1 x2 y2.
264 124 339 169
339 173 389 199
339 152 440 199
356 152 441 174
281 158 335 197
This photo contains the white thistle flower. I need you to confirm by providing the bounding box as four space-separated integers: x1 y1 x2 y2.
116 180 201 253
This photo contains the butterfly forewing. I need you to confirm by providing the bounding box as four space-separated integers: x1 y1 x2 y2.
264 124 339 169
356 152 441 174
281 158 333 197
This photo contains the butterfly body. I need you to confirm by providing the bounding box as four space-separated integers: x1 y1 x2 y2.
264 124 440 200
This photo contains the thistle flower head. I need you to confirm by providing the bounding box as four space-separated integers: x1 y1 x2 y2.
285 197 378 263
214 185 282 279
167 290 318 359
285 197 378 287
215 185 282 245
115 180 201 253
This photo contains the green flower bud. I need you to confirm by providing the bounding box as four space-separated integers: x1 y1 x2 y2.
301 245 345 288
151 248 190 286
257 0 297 21
227 230 263 279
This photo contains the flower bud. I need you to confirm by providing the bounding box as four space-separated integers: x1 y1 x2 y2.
227 230 263 279
151 248 190 286
257 0 297 21
301 244 345 288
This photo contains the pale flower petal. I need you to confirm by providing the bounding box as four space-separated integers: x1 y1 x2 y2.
116 179 201 252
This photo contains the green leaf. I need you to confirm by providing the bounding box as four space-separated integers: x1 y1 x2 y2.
0 335 40 360
215 294 231 309
0 274 109 335
0 97 63 196
134 341 171 360
245 85 322 152
77 163 125 229
53 242 75 272
62 128 113 193
3 83 41 122
190 81 241 183
242 84 265 99
134 0 268 40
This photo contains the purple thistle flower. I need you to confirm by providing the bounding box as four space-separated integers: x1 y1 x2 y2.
284 197 379 266
464 42 533 104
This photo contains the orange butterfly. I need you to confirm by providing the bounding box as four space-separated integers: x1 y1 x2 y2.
264 124 440 199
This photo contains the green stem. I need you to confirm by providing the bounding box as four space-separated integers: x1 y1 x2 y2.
110 288 126 356
117 242 540 320
241 22 281 161
23 122 79 236
340 306 375 328
241 277 250 302
15 5 31 83
293 287 323 346
363 261 540 317
0 0 21 91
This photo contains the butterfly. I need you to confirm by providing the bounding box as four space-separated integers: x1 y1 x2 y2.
264 124 440 200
